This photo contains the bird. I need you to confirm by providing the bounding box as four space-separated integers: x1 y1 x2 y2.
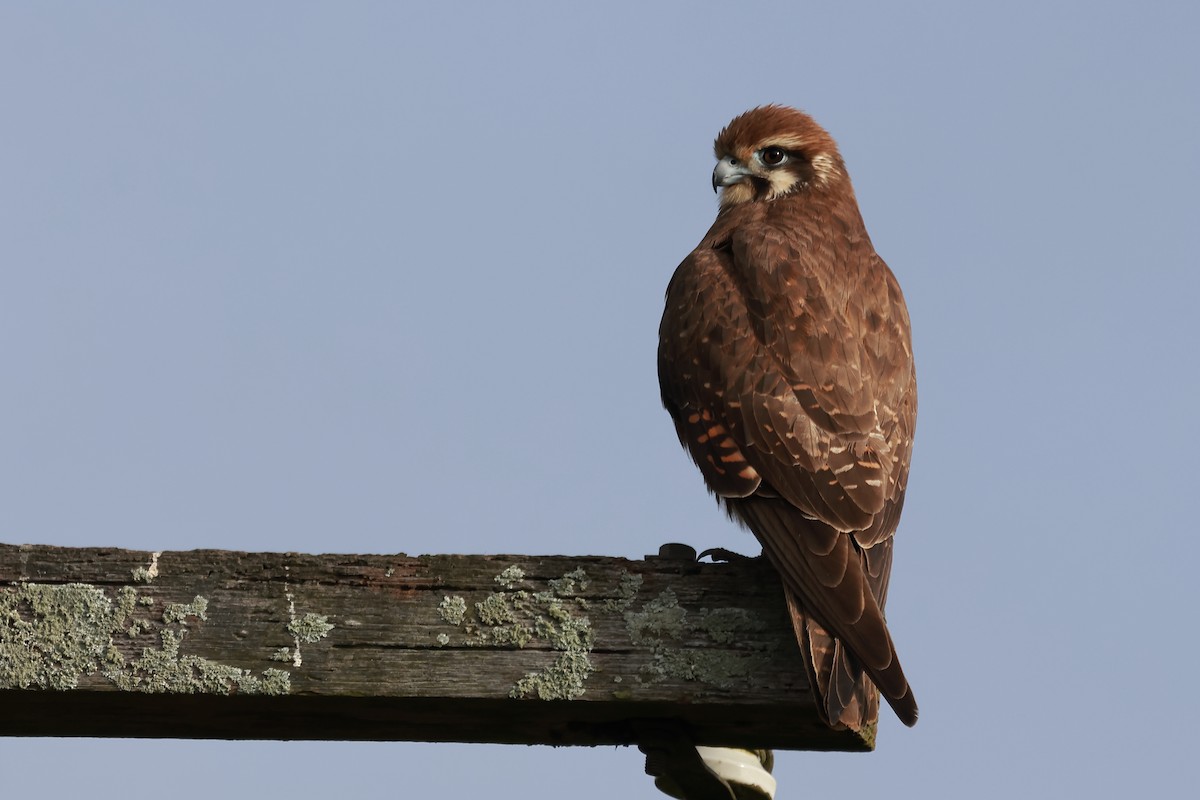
657 105 918 731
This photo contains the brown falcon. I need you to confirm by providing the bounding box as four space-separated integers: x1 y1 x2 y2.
658 105 918 730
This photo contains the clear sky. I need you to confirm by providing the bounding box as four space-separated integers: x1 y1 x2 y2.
2 2 1197 797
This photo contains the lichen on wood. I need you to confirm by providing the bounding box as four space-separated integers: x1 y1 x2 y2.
0 543 872 752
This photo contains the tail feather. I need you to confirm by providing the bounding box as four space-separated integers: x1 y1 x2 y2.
785 590 879 730
727 494 918 729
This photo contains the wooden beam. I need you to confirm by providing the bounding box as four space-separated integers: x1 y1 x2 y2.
0 543 871 751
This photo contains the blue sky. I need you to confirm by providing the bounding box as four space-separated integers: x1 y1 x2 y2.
2 2 1197 797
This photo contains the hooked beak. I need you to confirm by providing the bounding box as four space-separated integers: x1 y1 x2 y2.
712 156 752 193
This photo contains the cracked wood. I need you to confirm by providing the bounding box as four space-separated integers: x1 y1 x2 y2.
0 543 871 751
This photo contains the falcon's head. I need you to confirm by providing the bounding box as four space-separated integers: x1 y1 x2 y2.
712 105 845 208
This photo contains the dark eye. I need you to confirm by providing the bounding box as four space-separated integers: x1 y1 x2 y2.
760 146 788 166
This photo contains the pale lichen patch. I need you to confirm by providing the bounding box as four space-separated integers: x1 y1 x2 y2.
697 607 766 645
0 582 291 696
125 618 153 638
488 623 533 648
0 583 124 689
108 628 290 695
475 593 517 626
625 589 688 645
282 592 334 668
288 613 333 644
535 613 591 653
505 569 596 700
547 568 589 596
430 566 599 698
131 552 160 583
162 596 209 625
624 590 773 691
640 647 771 690
602 570 644 612
108 594 290 695
114 586 139 621
510 649 593 700
494 565 525 589
438 595 468 625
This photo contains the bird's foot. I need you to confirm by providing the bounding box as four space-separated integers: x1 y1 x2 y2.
697 547 761 563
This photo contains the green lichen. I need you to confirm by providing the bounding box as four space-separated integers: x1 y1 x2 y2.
494 565 525 589
430 566 597 698
475 593 517 625
547 600 572 624
859 722 877 750
625 588 688 645
110 599 291 695
505 569 595 700
270 647 292 662
438 595 467 625
697 607 766 645
162 596 208 625
0 582 291 696
624 589 773 690
126 618 153 637
475 592 534 647
489 624 533 648
107 628 290 695
115 586 138 616
602 570 644 611
0 583 126 689
540 613 591 651
547 568 589 596
639 647 771 690
287 613 333 644
510 650 593 700
130 552 160 584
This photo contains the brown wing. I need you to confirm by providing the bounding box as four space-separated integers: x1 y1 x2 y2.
658 201 917 729
723 221 914 531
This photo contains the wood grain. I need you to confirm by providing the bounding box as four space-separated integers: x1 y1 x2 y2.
0 543 872 751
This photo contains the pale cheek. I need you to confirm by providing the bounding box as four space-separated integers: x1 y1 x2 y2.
810 154 842 186
766 172 803 199
719 183 755 207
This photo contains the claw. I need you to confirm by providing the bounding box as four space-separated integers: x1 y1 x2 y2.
697 547 759 563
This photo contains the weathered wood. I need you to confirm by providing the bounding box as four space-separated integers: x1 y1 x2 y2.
0 543 871 751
